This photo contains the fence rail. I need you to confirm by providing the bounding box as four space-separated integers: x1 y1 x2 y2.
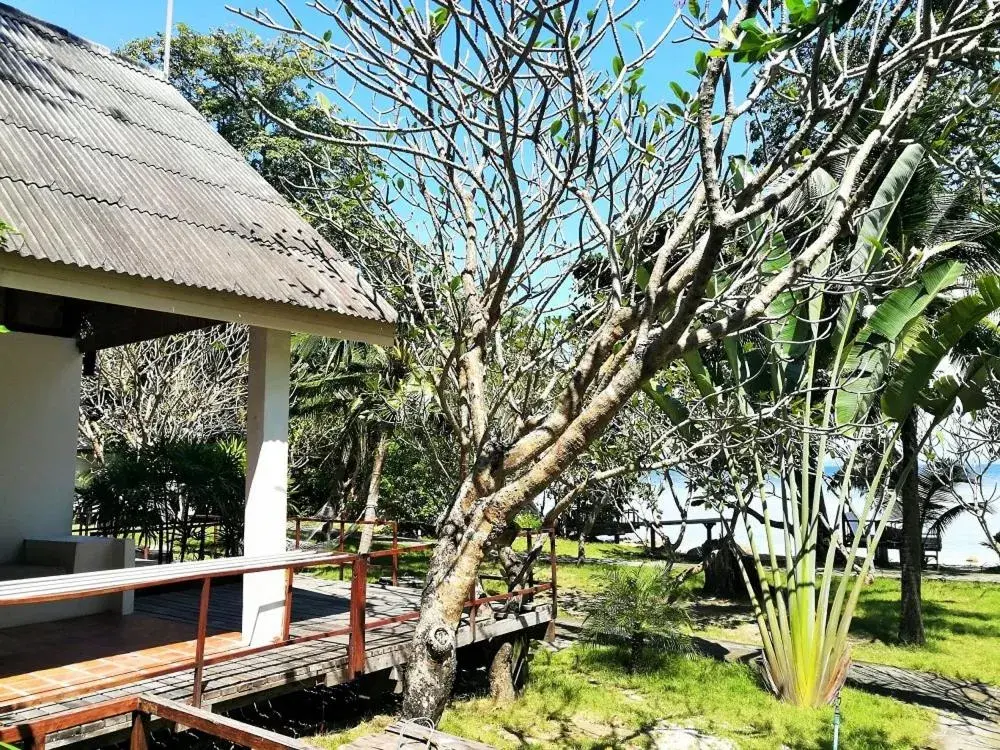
73 515 226 563
290 516 402 585
0 527 558 721
0 693 314 750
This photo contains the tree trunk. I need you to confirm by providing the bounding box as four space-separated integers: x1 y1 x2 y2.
703 534 760 601
577 504 599 564
488 641 516 704
357 430 389 555
401 507 489 720
627 631 644 674
899 413 925 645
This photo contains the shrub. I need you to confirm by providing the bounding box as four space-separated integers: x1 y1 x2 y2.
580 565 691 672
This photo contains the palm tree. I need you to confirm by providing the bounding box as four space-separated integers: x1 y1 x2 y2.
846 147 1000 644
291 335 420 552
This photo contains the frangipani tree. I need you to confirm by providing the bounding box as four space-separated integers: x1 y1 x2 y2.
233 0 1000 718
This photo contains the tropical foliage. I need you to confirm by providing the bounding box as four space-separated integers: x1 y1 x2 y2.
580 566 691 673
77 438 246 559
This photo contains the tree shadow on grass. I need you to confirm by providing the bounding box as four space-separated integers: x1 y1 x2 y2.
851 597 1000 644
594 545 651 562
689 598 755 630
572 643 692 677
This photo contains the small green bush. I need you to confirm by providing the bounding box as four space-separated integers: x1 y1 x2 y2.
580 565 691 672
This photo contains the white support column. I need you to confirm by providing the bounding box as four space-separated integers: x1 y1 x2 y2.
242 327 291 645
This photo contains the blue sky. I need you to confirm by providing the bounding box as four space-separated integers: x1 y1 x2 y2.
15 1 239 49
15 1 745 158
15 1 712 96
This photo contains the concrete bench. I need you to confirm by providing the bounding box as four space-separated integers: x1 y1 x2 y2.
0 535 134 628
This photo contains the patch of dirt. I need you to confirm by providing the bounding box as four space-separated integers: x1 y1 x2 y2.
571 715 620 737
689 598 755 630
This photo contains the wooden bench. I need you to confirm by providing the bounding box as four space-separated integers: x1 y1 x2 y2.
842 515 942 568
1 535 137 626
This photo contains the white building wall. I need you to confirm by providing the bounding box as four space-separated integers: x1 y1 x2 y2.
0 332 81 563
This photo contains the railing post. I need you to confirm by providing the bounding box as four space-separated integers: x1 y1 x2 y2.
281 566 294 642
525 529 535 601
550 528 557 619
192 577 211 707
339 519 346 580
391 521 399 587
348 554 368 677
130 711 150 750
295 518 301 550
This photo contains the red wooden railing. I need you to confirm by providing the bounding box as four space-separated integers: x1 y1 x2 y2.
290 516 401 585
0 693 315 750
0 528 558 717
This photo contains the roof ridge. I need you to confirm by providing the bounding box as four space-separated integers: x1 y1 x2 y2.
0 2 168 84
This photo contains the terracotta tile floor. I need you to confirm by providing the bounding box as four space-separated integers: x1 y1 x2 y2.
0 610 241 708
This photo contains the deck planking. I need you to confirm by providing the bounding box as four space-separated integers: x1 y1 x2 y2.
0 575 553 748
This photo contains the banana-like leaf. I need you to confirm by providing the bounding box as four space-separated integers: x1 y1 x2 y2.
834 255 962 428
683 349 718 406
641 381 690 426
883 275 1000 421
918 355 996 418
854 143 927 270
831 144 927 357
866 260 964 341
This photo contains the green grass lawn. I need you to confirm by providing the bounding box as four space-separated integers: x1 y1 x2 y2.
850 578 1000 685
308 536 1000 687
514 544 1000 686
510 535 649 561
689 573 1000 686
311 646 935 750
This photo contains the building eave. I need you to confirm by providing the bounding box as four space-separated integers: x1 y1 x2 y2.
0 255 396 347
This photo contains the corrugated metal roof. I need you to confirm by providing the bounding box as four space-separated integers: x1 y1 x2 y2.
0 3 396 328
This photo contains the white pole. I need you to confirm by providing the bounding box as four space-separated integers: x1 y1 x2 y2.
163 0 174 79
242 327 291 646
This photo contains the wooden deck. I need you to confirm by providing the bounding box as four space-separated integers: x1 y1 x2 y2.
0 575 553 748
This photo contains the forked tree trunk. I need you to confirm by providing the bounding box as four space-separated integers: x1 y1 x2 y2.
357 431 389 555
898 413 925 645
